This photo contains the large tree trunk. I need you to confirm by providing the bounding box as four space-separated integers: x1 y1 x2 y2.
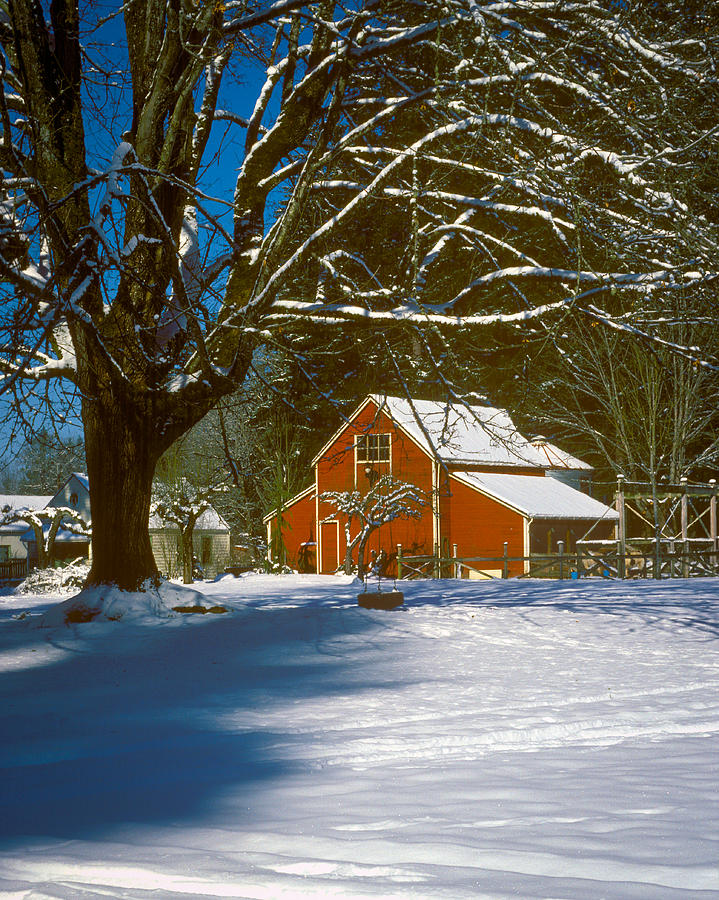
75 327 248 593
83 396 166 591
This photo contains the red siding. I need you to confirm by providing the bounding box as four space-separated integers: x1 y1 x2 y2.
269 489 316 572
446 474 526 576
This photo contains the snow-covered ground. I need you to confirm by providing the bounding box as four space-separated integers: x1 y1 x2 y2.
0 574 717 899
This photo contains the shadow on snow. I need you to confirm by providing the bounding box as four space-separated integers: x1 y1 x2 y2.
0 587 387 843
0 574 717 844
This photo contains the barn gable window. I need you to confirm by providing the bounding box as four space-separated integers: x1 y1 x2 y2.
356 433 390 464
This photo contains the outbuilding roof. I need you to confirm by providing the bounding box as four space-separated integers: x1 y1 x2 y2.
0 494 53 511
0 495 54 534
149 506 230 532
453 471 619 521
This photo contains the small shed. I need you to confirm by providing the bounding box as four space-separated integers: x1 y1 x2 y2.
449 471 618 574
149 506 232 579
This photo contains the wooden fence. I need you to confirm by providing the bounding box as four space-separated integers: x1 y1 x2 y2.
396 540 719 581
0 558 28 583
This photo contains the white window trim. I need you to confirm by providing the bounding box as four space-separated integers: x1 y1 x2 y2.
354 433 392 488
319 519 340 573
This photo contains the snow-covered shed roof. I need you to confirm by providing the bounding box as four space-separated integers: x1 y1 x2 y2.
372 396 550 468
149 506 230 532
0 494 53 511
0 495 54 534
453 472 619 521
529 439 594 471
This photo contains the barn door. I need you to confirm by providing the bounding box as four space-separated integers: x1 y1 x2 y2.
320 520 339 574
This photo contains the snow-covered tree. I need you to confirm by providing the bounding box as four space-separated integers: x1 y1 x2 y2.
0 0 716 607
294 0 718 400
0 503 89 569
151 478 228 584
321 475 426 577
0 1 459 594
0 0 476 597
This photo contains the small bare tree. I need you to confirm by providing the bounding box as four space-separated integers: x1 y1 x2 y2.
152 440 228 584
321 476 426 577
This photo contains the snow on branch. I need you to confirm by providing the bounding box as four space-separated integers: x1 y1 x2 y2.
0 503 90 569
321 474 427 576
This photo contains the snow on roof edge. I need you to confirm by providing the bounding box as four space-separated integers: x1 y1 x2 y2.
263 484 316 524
452 471 619 521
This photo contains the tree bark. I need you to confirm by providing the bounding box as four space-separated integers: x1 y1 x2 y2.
344 523 353 575
30 522 49 570
83 395 166 590
181 510 199 584
181 527 194 584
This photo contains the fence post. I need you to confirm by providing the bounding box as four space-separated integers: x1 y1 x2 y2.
558 540 565 580
396 544 402 580
681 477 689 578
710 480 718 574
453 543 459 579
669 540 675 578
502 542 509 579
616 474 626 579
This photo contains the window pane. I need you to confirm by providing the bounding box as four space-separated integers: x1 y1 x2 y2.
357 433 390 463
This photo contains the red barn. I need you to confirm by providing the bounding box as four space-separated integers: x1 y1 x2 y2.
264 395 618 576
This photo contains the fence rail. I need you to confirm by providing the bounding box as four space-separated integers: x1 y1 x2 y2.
396 542 719 581
0 558 28 582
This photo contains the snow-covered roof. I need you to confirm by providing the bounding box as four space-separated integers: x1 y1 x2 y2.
263 484 315 524
371 396 550 468
0 494 53 511
149 505 230 532
453 471 619 521
21 524 89 543
0 495 54 534
530 440 594 471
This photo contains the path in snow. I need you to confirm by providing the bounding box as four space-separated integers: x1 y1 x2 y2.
0 575 717 898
